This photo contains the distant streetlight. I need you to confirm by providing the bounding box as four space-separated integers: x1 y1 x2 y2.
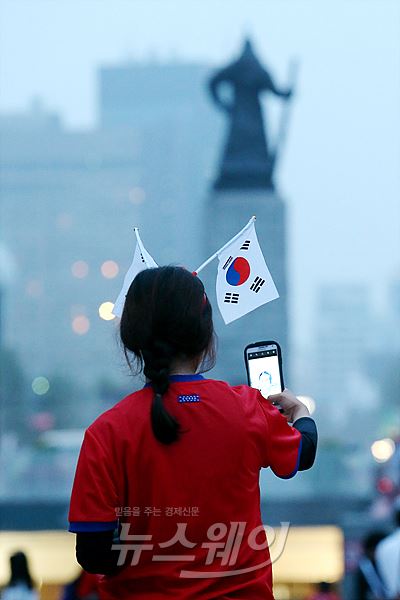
99 301 115 321
371 438 395 463
72 315 90 334
71 260 89 279
101 260 119 279
32 376 50 395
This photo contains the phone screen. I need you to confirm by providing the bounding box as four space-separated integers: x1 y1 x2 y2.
247 346 283 398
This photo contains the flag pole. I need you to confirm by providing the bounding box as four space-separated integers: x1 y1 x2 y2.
134 227 148 265
193 216 256 275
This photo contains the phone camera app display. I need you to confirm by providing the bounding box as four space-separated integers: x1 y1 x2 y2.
248 349 281 398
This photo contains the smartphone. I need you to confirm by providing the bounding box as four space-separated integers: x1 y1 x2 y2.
244 341 285 400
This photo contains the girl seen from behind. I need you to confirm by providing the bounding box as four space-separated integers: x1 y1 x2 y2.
69 266 317 599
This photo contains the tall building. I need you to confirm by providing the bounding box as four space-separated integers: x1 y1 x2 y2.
0 108 138 395
0 63 220 406
313 284 374 423
99 62 211 130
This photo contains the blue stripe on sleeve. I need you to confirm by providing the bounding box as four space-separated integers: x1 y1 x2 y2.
68 520 118 533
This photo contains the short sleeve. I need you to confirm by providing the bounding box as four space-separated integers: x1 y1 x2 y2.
68 427 120 532
257 396 302 478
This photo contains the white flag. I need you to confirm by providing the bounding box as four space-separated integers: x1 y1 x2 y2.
216 220 279 324
112 233 158 318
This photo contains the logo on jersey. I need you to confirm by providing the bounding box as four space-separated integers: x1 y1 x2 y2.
178 394 201 403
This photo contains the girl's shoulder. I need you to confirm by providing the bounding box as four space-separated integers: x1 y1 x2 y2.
85 386 151 437
205 377 261 397
201 378 267 411
209 379 279 419
201 377 252 390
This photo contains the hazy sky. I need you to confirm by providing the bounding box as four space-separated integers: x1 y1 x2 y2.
1 0 400 339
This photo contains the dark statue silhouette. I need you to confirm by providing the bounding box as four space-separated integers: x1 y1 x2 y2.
209 39 293 191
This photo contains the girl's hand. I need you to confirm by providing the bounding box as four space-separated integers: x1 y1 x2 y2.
267 388 310 423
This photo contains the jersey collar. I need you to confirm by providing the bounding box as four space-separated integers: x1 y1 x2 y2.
144 374 205 387
169 374 205 382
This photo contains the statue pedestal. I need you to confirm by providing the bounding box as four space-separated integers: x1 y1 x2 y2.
202 189 289 386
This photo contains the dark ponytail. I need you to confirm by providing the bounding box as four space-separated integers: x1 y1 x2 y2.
120 266 216 445
142 340 180 445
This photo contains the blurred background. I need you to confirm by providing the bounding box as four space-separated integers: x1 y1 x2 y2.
0 0 399 598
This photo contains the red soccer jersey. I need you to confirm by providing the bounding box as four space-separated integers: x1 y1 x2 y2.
68 375 302 599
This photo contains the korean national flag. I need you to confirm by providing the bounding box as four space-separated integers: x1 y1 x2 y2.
112 240 158 318
216 221 279 324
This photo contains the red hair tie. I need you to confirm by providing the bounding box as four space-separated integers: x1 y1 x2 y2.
192 271 207 309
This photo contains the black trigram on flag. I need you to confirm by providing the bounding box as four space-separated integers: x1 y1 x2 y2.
224 292 239 304
250 276 265 293
222 256 233 270
240 240 251 251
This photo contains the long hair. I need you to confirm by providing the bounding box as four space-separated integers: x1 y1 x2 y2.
8 551 34 589
119 266 216 445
